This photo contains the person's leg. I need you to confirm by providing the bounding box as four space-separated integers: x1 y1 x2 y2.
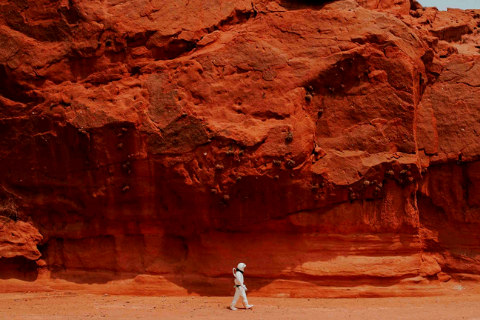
230 288 240 310
240 287 253 309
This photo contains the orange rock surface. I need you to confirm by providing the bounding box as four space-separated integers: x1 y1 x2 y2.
0 0 479 297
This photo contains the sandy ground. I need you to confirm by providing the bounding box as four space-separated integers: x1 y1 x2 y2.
1 292 480 320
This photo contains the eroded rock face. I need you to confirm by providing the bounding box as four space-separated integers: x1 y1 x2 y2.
0 0 479 297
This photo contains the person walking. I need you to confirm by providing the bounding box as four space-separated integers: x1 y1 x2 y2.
230 263 254 310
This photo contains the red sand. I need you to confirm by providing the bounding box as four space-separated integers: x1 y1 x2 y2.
2 292 480 320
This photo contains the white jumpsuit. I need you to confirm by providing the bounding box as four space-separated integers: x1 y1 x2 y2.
230 269 250 308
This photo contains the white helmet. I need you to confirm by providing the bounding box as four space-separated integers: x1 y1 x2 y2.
237 263 246 272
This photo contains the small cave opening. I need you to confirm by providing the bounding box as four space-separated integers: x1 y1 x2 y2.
280 0 337 10
150 40 197 61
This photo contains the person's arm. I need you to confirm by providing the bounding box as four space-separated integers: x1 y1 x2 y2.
236 272 247 291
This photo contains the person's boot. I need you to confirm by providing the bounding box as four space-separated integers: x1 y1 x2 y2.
230 305 238 311
245 304 254 309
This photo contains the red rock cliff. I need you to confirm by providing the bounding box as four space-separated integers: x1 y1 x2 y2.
0 0 480 297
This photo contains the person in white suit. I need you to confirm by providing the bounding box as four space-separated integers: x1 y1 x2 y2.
230 262 254 310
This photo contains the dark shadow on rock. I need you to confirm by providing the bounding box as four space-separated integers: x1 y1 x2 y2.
279 0 336 10
416 162 480 277
23 173 426 296
0 256 38 282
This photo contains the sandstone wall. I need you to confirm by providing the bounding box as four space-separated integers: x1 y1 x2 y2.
0 0 480 297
